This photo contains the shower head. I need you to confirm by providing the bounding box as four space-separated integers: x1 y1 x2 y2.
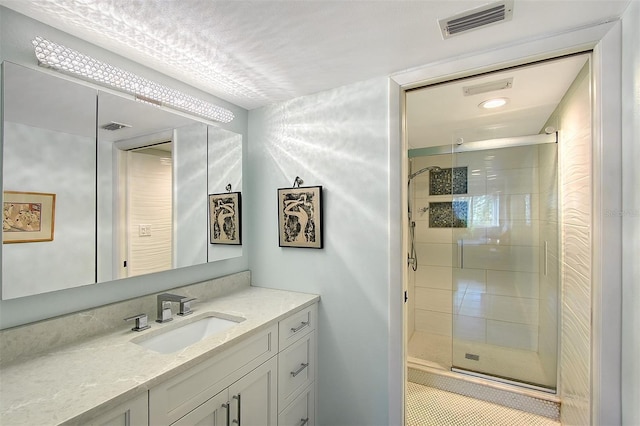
408 165 441 181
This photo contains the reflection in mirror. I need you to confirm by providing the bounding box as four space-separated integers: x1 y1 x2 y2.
2 62 243 299
97 91 210 281
122 142 173 277
208 126 243 261
97 91 243 282
1 62 97 299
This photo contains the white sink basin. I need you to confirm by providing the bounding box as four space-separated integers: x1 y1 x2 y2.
133 313 244 354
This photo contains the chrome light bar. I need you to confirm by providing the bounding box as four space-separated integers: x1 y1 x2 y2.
32 36 234 124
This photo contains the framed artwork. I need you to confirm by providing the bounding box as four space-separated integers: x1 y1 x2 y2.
278 186 323 249
209 192 242 245
3 191 56 243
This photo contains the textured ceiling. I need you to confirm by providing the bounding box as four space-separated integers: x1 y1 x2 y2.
0 0 631 110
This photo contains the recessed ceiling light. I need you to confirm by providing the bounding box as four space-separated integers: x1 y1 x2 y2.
479 97 509 109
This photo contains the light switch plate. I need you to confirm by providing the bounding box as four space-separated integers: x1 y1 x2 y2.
138 224 152 236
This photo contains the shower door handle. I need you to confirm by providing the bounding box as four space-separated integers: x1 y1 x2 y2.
544 241 548 276
457 239 464 269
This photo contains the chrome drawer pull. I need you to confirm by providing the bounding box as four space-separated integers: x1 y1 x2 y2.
299 418 309 426
232 394 241 425
291 363 309 377
291 321 309 333
222 402 230 426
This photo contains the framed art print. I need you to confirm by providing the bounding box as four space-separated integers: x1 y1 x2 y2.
3 191 56 243
209 192 241 245
278 186 323 248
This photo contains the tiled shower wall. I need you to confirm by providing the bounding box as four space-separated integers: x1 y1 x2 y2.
410 145 550 379
546 63 592 425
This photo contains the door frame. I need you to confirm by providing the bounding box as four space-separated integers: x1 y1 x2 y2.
389 19 623 426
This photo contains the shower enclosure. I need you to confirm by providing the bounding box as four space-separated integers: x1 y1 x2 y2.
406 135 559 391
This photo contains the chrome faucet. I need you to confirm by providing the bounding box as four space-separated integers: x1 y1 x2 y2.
156 293 197 323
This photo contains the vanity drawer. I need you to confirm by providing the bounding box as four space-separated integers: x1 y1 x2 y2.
278 330 316 411
279 304 316 350
278 383 315 426
149 324 277 426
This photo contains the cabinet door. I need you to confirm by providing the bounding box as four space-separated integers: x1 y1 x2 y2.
172 389 229 426
278 384 315 426
228 357 277 426
88 392 148 426
149 325 277 425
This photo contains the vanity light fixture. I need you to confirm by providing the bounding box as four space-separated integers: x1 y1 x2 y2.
32 36 234 123
478 97 509 109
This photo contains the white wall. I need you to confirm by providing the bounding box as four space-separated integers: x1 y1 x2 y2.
2 122 96 298
248 77 393 426
173 123 209 268
0 7 249 328
621 1 640 424
208 126 243 261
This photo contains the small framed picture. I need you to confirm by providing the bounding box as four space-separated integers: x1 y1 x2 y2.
3 191 56 243
278 186 323 249
209 192 241 245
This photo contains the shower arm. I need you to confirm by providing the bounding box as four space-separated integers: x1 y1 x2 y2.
408 165 441 181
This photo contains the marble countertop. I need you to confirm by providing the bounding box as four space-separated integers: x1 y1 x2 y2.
0 286 319 426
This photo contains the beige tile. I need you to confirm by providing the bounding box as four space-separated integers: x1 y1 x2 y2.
486 270 539 298
453 268 486 292
498 193 539 221
483 145 540 171
415 309 452 336
458 292 488 318
453 225 487 243
453 314 486 343
415 288 453 313
416 265 452 290
486 220 539 246
415 224 452 244
486 320 539 351
487 168 539 195
487 294 539 325
463 244 539 273
416 242 454 267
407 331 452 367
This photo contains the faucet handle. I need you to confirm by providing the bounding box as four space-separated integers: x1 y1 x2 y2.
178 297 197 316
124 313 151 332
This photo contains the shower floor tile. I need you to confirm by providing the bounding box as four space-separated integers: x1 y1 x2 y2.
406 382 560 426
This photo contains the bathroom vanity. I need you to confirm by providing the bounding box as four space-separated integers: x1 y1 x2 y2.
0 273 318 426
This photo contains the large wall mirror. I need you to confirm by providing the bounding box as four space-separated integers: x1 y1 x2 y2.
1 62 243 300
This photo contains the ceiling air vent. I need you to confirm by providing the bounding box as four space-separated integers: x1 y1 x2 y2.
101 121 132 131
439 0 514 39
463 77 513 96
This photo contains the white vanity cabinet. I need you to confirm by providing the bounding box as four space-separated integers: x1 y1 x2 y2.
172 357 277 426
148 302 317 426
149 324 278 425
86 392 148 426
277 304 317 426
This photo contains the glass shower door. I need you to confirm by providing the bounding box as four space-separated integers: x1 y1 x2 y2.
450 143 559 390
